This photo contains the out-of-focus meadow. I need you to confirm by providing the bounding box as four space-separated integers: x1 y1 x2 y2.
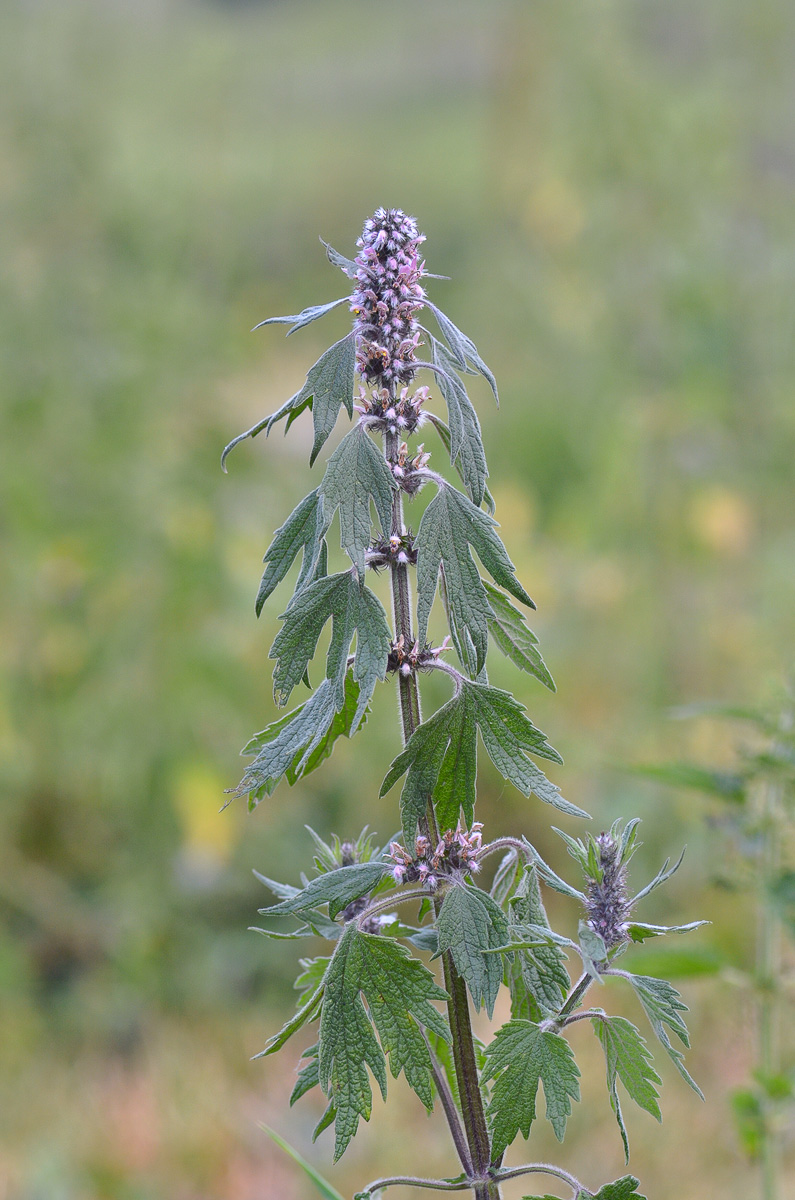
1 0 794 1196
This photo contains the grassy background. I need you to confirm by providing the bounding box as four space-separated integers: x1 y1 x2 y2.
1 0 793 1196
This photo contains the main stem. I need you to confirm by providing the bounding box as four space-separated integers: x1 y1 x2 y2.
758 777 782 1200
385 429 500 1200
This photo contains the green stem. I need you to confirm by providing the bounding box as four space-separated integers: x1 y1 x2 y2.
385 427 499 1200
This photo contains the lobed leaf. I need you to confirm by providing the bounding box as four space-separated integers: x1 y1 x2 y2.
483 1019 581 1157
620 971 703 1098
483 581 555 692
507 866 570 1018
318 925 449 1160
271 571 391 716
425 299 499 402
255 489 329 616
428 336 488 508
259 861 390 921
380 679 575 842
415 483 535 677
592 1013 662 1161
253 296 350 336
435 883 509 1017
319 426 396 577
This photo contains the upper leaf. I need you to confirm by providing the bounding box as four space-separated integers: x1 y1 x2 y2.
320 238 358 278
259 861 390 921
271 571 391 717
483 1019 581 1157
428 336 488 508
425 299 499 403
415 483 534 677
253 296 350 336
620 971 703 1097
222 333 356 469
319 426 396 577
483 582 555 692
379 679 577 842
580 1177 647 1200
435 883 509 1017
255 488 329 616
592 1013 662 1162
318 925 449 1160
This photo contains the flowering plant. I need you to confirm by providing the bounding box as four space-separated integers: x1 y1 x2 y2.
223 209 704 1200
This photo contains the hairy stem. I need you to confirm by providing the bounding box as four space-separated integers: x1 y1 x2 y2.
385 426 498 1200
556 972 592 1022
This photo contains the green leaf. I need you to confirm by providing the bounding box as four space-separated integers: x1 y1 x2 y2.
320 237 358 278
768 869 795 934
626 920 708 942
251 974 325 1060
285 672 369 783
483 582 556 692
253 296 350 336
578 920 608 981
319 426 396 577
233 678 340 804
507 866 570 1018
271 571 391 715
483 1020 580 1157
221 333 356 469
380 679 576 842
415 484 534 677
255 489 329 616
428 337 488 508
435 883 509 1016
621 971 703 1097
259 861 389 921
258 1123 345 1200
318 925 449 1160
580 1177 646 1200
426 412 496 513
592 1014 662 1161
425 299 499 402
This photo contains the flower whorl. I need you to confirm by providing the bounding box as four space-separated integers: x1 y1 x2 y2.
351 208 426 389
584 831 632 949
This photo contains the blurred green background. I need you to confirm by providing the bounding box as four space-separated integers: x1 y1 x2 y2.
1 0 793 1196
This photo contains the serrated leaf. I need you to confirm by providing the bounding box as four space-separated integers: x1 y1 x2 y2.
483 582 555 692
259 862 389 921
285 672 369 783
221 333 356 469
428 337 488 507
426 413 496 513
574 1177 646 1200
320 237 358 278
415 484 534 677
251 975 325 1060
483 1020 580 1156
319 426 396 576
233 678 339 803
290 1044 320 1105
380 679 574 842
253 296 350 336
258 1123 346 1200
621 971 703 1097
592 1014 662 1161
425 299 499 402
318 925 449 1160
271 571 391 716
508 867 570 1017
255 489 329 615
435 884 509 1016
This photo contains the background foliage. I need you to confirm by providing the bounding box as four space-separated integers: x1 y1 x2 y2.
1 0 793 1196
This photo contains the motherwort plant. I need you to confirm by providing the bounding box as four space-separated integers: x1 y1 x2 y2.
223 209 705 1200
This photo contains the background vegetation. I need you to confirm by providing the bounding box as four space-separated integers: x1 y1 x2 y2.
1 1 793 1196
